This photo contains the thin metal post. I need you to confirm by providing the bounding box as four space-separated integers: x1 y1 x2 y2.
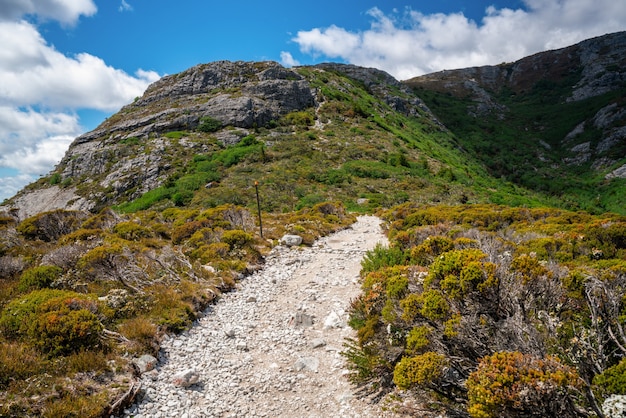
254 181 263 238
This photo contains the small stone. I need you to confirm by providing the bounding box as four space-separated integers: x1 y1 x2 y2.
310 338 326 349
293 357 319 373
134 354 158 373
236 341 248 351
224 328 236 338
246 296 257 303
172 369 200 387
323 310 344 329
291 312 313 327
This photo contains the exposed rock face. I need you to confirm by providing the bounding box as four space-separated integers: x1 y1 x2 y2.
405 31 626 178
407 32 626 103
77 61 316 143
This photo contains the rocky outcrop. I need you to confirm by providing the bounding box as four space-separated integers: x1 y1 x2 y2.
406 31 626 103
76 61 316 143
405 31 626 179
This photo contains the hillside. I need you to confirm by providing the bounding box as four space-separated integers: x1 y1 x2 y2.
406 31 626 214
0 33 624 417
3 60 544 220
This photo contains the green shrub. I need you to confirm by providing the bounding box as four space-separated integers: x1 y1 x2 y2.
113 221 152 240
33 308 102 356
419 289 449 320
593 357 626 398
0 289 78 338
393 352 447 390
18 265 63 292
221 229 253 250
197 116 222 132
467 352 580 418
405 325 432 354
0 289 103 356
49 173 61 185
361 244 408 275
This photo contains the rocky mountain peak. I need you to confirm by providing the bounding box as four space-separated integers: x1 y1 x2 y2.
76 60 316 145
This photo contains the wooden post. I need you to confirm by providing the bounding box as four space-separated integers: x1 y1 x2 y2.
254 181 263 238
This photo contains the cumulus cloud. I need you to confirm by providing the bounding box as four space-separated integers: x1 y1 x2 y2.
0 0 97 25
279 51 300 67
292 0 626 80
0 21 159 110
0 1 160 201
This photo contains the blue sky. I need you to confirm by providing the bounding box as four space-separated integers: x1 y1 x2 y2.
1 0 625 202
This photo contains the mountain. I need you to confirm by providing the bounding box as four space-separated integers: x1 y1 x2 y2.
405 31 626 214
3 60 540 220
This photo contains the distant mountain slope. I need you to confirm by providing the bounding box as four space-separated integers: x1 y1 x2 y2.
3 61 542 219
405 31 626 214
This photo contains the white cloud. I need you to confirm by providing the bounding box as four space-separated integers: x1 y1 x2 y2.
0 106 80 166
0 1 161 201
280 51 300 67
0 173 37 203
0 0 97 25
292 0 626 80
0 21 160 111
119 0 133 13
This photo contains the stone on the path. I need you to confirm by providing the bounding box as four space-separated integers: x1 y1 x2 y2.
246 296 257 303
172 369 200 387
294 357 319 373
311 338 326 349
134 354 158 373
323 310 345 329
291 312 314 327
280 234 303 247
236 341 249 351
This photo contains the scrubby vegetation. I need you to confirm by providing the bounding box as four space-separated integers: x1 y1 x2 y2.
411 73 626 215
342 203 626 416
0 202 354 415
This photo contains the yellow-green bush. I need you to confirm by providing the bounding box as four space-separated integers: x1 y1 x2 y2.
221 229 254 250
0 289 103 356
419 289 450 321
18 265 63 292
393 352 447 390
113 221 153 241
467 352 580 418
405 325 432 354
410 236 454 266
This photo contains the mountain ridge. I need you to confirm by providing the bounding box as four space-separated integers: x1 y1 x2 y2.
2 31 625 219
405 31 626 213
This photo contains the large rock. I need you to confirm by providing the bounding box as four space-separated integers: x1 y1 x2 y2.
280 234 303 247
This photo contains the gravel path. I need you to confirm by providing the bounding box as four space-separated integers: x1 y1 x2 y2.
124 216 393 418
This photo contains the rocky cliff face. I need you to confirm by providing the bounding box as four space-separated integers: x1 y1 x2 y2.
406 31 626 182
